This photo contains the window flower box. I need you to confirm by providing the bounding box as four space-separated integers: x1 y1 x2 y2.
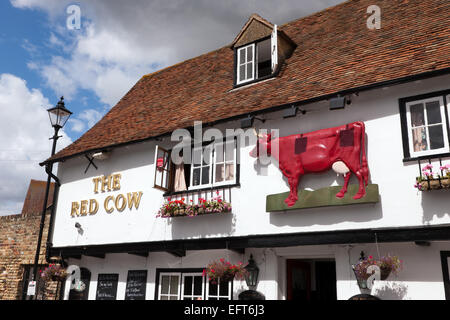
415 164 450 191
156 195 231 218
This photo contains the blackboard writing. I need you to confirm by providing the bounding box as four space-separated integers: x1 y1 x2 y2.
125 270 147 300
96 274 119 300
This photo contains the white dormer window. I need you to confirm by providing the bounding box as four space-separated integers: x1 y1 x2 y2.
235 25 278 86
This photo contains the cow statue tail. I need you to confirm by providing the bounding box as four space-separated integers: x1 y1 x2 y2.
360 122 369 186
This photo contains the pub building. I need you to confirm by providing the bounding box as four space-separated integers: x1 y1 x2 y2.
42 0 450 300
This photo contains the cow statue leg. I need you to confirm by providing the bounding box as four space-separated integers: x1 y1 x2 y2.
353 170 366 200
336 172 351 199
285 175 301 207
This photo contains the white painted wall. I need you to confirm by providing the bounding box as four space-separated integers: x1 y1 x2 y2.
63 241 450 300
52 74 450 248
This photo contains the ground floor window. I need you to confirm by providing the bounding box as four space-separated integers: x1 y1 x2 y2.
156 269 232 300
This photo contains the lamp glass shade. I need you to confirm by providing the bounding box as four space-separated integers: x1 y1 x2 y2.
244 255 259 288
47 97 72 128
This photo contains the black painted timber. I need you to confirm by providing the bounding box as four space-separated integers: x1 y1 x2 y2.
51 225 450 258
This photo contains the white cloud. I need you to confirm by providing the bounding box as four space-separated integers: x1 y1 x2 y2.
17 0 343 107
69 108 104 133
0 73 71 215
68 118 85 133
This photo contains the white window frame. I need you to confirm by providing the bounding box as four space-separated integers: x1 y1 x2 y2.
180 273 205 300
212 141 237 187
236 43 255 85
158 273 181 300
406 96 449 158
189 140 237 190
190 143 213 189
153 145 171 192
205 278 232 300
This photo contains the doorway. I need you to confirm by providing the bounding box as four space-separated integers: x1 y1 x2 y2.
286 259 337 301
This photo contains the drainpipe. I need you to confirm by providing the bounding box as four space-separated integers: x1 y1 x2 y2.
45 166 60 263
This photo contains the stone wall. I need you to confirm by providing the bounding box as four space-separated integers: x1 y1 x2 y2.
0 211 59 300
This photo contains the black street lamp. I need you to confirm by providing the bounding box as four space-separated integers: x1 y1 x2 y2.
239 254 265 300
244 254 259 289
31 97 71 299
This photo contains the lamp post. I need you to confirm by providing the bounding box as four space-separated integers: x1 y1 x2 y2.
31 97 71 299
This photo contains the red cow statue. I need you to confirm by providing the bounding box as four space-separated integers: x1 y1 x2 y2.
249 121 369 207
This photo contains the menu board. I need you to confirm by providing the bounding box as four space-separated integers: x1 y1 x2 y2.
125 270 147 300
95 274 119 300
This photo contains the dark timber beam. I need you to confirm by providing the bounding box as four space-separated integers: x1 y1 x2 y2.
50 225 450 258
128 251 149 258
228 248 245 255
66 255 82 260
167 249 186 258
84 253 105 259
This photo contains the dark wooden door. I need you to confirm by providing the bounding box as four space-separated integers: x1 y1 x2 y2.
314 261 337 301
286 260 311 301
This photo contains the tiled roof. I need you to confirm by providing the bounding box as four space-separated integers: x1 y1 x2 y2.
21 180 55 216
45 0 450 164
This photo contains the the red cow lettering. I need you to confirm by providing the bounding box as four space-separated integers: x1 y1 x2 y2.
250 121 369 207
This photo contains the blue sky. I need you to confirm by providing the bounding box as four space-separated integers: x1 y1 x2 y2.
0 0 342 214
0 1 107 142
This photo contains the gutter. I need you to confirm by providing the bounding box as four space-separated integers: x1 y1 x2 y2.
40 67 450 167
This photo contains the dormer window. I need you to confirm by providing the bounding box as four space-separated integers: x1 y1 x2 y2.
232 14 296 88
236 39 272 85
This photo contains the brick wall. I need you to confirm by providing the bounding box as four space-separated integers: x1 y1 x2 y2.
0 211 60 300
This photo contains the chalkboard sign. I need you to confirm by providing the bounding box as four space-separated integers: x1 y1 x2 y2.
96 274 119 300
125 270 147 300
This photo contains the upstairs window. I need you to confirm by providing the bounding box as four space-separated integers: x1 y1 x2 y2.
191 141 237 190
153 139 238 193
236 38 273 85
400 90 450 159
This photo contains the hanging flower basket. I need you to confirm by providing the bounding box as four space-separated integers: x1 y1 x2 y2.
40 264 68 282
203 259 248 285
379 266 391 280
352 254 402 288
50 274 67 282
377 255 402 280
